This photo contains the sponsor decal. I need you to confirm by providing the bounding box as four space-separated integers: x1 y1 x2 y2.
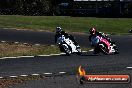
78 66 130 84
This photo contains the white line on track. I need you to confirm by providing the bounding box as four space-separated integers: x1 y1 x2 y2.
37 53 65 57
31 74 40 76
0 51 88 60
14 42 19 44
0 71 67 79
43 73 53 77
89 49 94 52
1 41 6 43
34 44 40 46
43 73 53 75
10 76 18 78
17 56 34 58
51 45 55 46
23 43 28 45
82 51 87 52
126 67 132 69
0 57 18 59
50 53 65 56
3 28 7 29
0 77 3 79
59 72 66 74
0 56 35 60
38 55 51 57
20 75 28 77
60 53 66 54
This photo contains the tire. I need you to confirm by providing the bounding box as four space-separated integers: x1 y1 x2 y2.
114 51 119 54
114 48 119 54
113 44 119 54
76 48 82 55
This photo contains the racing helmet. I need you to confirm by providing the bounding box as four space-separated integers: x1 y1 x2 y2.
89 27 96 35
56 27 62 34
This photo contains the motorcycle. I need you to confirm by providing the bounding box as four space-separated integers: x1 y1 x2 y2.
57 35 82 55
90 36 119 55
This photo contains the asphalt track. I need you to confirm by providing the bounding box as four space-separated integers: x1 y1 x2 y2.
0 29 132 88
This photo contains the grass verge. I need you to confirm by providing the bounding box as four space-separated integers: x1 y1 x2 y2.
0 43 60 57
0 15 132 34
0 43 90 57
0 75 44 88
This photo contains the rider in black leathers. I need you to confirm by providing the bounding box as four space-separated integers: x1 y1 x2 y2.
55 27 79 47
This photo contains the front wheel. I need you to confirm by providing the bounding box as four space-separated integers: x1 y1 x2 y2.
114 47 119 54
76 48 82 55
113 44 119 54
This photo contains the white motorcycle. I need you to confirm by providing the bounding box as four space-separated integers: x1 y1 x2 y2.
57 35 82 55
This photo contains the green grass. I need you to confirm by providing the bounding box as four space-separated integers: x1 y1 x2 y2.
0 15 132 34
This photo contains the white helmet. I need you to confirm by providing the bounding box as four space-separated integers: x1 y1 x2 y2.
56 27 62 34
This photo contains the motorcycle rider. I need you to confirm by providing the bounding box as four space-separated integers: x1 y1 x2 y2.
89 27 112 46
55 27 79 48
89 27 112 54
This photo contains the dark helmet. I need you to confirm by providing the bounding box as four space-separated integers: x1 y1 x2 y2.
89 27 97 35
56 27 62 34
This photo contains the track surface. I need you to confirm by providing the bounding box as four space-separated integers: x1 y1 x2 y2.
0 29 132 88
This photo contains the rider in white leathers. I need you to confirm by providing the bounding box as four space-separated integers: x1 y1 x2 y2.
55 27 80 51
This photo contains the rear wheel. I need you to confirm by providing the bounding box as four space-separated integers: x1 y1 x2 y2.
94 46 100 54
62 44 72 55
98 43 109 55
